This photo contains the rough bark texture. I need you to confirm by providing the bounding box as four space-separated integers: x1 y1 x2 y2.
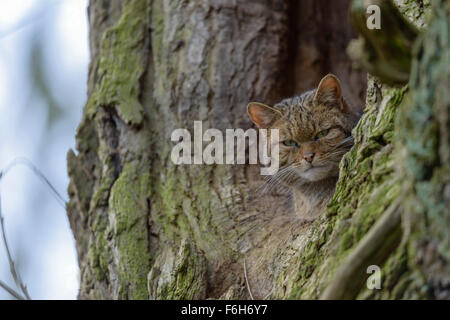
67 0 448 300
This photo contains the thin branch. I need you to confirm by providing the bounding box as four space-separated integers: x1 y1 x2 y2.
243 257 254 300
0 156 67 300
0 280 25 300
263 288 273 300
0 195 31 300
0 157 69 299
0 157 67 208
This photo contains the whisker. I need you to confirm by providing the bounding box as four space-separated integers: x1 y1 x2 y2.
256 165 292 195
253 136 355 198
263 169 292 193
333 136 354 149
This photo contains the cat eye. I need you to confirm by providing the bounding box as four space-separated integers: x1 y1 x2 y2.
282 140 299 147
314 129 330 140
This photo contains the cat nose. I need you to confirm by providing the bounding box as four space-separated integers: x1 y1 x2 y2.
303 151 315 163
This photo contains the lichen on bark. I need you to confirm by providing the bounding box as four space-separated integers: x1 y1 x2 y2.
277 0 447 299
68 0 153 299
67 0 447 300
277 81 406 300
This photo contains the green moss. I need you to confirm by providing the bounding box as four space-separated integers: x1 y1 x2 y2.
108 161 151 299
150 161 238 263
394 0 432 28
171 239 208 299
85 0 149 126
69 1 154 298
151 165 190 240
394 0 450 298
88 232 110 282
296 0 447 297
148 239 207 299
282 81 408 299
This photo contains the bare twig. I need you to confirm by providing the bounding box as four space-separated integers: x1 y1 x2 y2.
243 257 254 300
0 279 25 300
0 157 67 300
0 157 67 208
0 194 31 300
263 288 273 300
243 256 275 300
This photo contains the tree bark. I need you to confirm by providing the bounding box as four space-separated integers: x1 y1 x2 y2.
67 0 447 300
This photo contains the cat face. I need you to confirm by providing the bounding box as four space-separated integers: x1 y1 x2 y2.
248 74 360 185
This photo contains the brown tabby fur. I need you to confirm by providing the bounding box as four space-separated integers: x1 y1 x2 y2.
248 74 361 220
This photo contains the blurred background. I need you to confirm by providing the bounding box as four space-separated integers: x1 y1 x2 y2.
0 0 88 299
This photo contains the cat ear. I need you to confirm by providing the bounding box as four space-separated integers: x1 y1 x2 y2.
247 102 282 128
313 74 344 110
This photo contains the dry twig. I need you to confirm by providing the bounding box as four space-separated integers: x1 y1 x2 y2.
243 257 254 300
0 157 68 299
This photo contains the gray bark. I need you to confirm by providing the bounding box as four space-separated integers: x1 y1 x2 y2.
67 0 447 300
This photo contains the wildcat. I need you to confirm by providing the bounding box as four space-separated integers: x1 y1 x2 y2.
247 74 361 220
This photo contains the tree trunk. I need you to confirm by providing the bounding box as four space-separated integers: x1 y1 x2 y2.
67 0 448 300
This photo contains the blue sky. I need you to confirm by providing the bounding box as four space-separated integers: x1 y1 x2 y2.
0 0 88 299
